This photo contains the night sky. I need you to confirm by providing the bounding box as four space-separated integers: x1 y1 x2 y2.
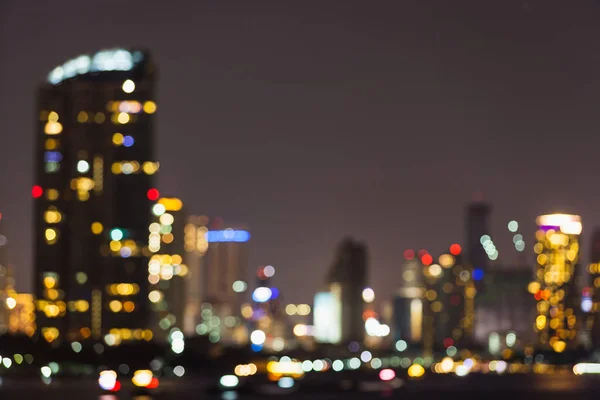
2 1 600 305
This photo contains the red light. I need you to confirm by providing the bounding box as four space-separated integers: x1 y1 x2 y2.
379 368 396 381
257 267 267 279
421 254 433 266
110 381 121 392
450 244 461 256
418 249 429 258
443 338 454 348
403 249 415 260
583 287 592 297
32 185 43 198
534 290 542 301
147 188 159 200
146 377 159 389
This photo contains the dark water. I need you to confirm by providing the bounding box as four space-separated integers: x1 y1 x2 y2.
1 374 600 399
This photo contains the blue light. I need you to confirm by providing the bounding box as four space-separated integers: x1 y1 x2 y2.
270 287 280 299
122 135 134 147
44 151 63 162
251 343 263 352
472 268 484 281
205 229 250 243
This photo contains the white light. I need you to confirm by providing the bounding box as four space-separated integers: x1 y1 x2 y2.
160 213 174 226
376 324 390 337
77 160 90 173
264 265 275 277
2 358 11 368
41 366 52 378
312 359 324 371
250 330 266 345
152 204 166 216
506 332 517 347
455 365 469 377
362 287 375 303
360 351 372 363
332 360 344 372
582 298 593 313
278 377 294 388
365 317 380 336
252 287 272 303
301 360 313 372
348 358 361 369
232 280 247 293
171 331 184 341
122 79 135 93
395 340 407 352
98 370 117 390
173 365 185 377
5 298 16 310
220 375 239 388
508 220 519 232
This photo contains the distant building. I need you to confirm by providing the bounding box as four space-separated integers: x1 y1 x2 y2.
325 237 368 344
147 197 187 340
0 214 11 335
474 265 536 350
585 228 600 350
392 256 425 345
183 216 250 344
33 48 158 343
465 201 491 294
532 213 582 352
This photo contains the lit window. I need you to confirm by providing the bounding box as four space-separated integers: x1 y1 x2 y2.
117 112 130 124
45 138 59 150
48 111 59 122
46 189 59 201
77 111 89 123
44 121 63 135
122 79 135 93
91 222 103 235
45 228 58 244
44 208 62 224
77 160 90 173
143 101 157 114
112 133 124 145
109 300 123 312
45 162 60 173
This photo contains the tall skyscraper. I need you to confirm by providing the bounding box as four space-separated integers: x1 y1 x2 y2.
34 48 158 343
326 237 368 344
0 213 10 335
147 197 187 340
532 213 582 352
586 228 600 349
183 216 250 344
465 200 491 293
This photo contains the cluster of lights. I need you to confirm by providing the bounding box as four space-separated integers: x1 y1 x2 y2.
206 229 250 243
194 303 233 343
508 220 525 252
480 235 498 260
48 49 144 85
364 317 390 337
170 330 184 354
285 304 311 316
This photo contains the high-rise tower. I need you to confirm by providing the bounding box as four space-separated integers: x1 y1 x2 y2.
33 48 159 343
532 213 582 352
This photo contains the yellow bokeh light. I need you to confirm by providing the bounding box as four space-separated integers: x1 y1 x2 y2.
44 121 63 135
91 222 104 235
45 228 58 244
117 112 130 124
112 133 124 145
143 101 157 114
44 276 56 289
408 364 425 378
109 300 123 312
48 111 59 122
46 189 59 201
77 111 89 123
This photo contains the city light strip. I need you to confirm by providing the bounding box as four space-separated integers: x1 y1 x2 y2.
205 229 250 243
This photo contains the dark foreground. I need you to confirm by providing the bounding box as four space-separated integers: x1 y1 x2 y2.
1 373 600 399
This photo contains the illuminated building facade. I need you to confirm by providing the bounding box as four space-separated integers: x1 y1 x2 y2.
183 216 250 343
8 294 36 337
398 246 474 354
147 197 187 340
531 213 582 352
33 48 159 343
586 228 600 349
326 237 368 344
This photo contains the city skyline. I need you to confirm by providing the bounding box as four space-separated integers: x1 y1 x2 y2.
3 1 600 307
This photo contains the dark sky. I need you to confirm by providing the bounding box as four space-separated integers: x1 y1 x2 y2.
2 1 600 305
